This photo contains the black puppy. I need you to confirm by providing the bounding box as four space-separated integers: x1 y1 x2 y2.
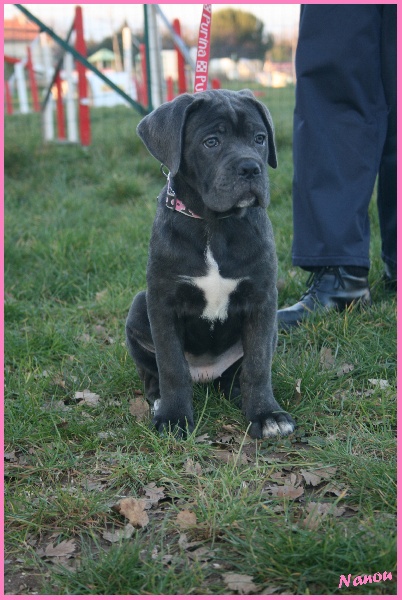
126 89 295 439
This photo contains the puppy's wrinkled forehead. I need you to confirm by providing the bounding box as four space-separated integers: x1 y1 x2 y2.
185 95 264 135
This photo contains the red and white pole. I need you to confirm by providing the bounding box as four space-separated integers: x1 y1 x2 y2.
5 80 13 115
74 6 90 146
166 76 174 101
26 46 40 112
173 19 187 95
55 70 66 140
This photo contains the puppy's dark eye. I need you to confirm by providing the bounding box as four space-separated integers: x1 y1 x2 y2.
255 134 266 145
203 137 219 148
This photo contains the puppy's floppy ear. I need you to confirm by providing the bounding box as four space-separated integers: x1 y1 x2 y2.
136 94 196 176
239 89 278 169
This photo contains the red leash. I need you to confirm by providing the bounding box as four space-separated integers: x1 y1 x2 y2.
163 5 212 219
194 4 212 92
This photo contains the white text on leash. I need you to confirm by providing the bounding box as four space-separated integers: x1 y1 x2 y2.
194 4 212 92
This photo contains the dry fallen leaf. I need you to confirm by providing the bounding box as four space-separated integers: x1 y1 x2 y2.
368 379 389 389
77 333 92 343
82 478 106 491
175 509 197 529
223 572 258 594
44 539 76 558
52 375 66 388
143 482 165 506
337 363 354 377
216 433 235 444
178 533 189 549
222 423 238 432
303 501 345 530
129 397 150 421
313 466 337 479
177 533 203 551
93 324 115 345
98 431 116 440
75 390 100 407
102 523 135 543
300 469 322 487
162 554 173 565
306 501 340 518
261 585 281 595
266 484 304 499
102 531 121 544
115 497 149 528
95 289 108 302
184 458 203 476
284 472 303 488
195 433 211 444
212 449 249 465
320 347 335 370
4 451 17 462
187 546 215 562
294 378 302 403
51 400 72 412
323 483 347 497
271 471 287 482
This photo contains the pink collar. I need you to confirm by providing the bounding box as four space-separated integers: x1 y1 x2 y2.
162 166 202 219
165 195 202 219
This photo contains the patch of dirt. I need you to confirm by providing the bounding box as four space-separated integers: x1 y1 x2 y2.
4 561 46 595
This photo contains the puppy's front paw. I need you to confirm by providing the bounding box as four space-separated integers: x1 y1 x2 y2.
249 412 296 439
152 400 194 438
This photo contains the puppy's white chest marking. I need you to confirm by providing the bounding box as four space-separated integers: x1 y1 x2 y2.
182 247 242 322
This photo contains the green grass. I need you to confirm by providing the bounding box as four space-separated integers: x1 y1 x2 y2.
4 86 396 595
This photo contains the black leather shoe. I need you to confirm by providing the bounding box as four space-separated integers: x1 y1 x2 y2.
277 267 372 330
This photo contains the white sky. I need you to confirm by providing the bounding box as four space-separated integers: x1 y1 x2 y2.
4 3 300 40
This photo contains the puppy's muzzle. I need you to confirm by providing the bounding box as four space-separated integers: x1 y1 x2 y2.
235 159 264 209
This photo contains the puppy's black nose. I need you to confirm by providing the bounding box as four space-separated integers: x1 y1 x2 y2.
237 159 262 180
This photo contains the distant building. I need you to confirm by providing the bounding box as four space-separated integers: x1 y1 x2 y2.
208 58 238 81
208 57 294 87
258 61 294 87
4 15 41 62
88 48 118 71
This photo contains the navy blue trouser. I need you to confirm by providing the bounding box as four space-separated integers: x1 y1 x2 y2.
292 4 396 271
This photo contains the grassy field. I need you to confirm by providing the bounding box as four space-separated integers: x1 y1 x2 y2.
4 85 396 595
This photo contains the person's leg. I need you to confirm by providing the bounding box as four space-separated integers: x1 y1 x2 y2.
291 4 388 269
279 5 390 328
377 4 397 287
